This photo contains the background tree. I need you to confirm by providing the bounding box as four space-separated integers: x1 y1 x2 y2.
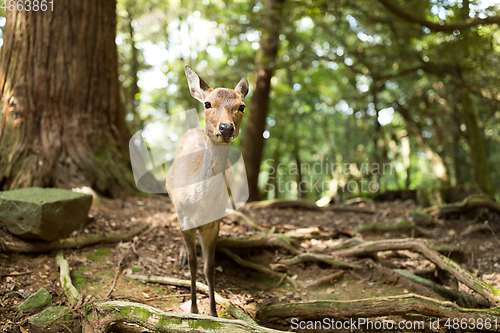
241 0 286 201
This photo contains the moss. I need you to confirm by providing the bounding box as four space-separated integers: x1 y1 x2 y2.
132 265 143 273
86 247 112 262
132 306 153 322
18 287 52 311
28 306 72 328
119 305 132 316
0 187 89 204
188 319 222 330
157 315 182 327
71 272 87 289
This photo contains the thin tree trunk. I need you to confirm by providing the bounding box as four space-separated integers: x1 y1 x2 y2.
293 140 307 199
397 105 449 186
126 1 142 132
457 0 493 196
0 1 136 197
460 90 494 196
242 0 286 201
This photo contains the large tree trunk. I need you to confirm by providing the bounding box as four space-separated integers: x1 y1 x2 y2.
242 0 285 202
0 1 137 198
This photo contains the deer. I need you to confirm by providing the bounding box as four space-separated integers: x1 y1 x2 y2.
166 65 249 317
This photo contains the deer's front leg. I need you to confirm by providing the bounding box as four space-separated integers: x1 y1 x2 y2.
199 220 221 317
181 229 198 314
178 245 187 266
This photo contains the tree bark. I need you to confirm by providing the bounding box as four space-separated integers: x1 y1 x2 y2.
242 0 286 201
0 1 137 198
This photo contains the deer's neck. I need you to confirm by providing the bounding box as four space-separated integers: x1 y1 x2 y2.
200 139 229 181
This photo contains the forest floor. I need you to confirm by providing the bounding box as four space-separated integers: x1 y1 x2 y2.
1 194 500 332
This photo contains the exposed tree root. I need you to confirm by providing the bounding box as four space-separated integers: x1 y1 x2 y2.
56 252 80 305
283 227 331 240
302 270 344 288
327 205 377 215
221 248 298 289
217 233 301 255
331 238 500 306
460 223 492 237
226 209 262 231
125 274 257 325
279 253 362 270
329 237 365 251
96 301 285 333
424 195 500 218
394 269 490 308
256 293 500 328
1 223 149 253
246 199 323 211
354 221 431 237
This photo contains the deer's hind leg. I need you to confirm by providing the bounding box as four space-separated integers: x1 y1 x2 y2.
199 220 221 317
181 228 198 314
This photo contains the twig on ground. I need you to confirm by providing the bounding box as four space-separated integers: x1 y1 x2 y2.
221 248 298 289
302 270 344 288
226 209 262 231
111 294 191 304
106 252 125 298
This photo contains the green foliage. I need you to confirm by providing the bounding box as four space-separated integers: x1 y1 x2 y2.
100 0 500 199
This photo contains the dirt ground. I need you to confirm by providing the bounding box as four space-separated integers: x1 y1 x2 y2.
1 194 499 332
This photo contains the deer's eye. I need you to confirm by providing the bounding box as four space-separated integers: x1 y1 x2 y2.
238 105 245 113
204 102 212 109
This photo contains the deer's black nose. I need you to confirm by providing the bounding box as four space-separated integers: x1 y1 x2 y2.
219 123 234 136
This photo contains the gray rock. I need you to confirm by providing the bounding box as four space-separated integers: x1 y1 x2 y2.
0 187 92 241
18 287 52 311
28 306 72 327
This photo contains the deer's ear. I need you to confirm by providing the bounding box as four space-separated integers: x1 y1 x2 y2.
234 77 249 98
185 65 211 102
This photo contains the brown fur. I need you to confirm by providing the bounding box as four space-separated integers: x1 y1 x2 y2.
166 66 248 317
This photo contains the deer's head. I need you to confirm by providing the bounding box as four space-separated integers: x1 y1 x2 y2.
185 65 249 145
